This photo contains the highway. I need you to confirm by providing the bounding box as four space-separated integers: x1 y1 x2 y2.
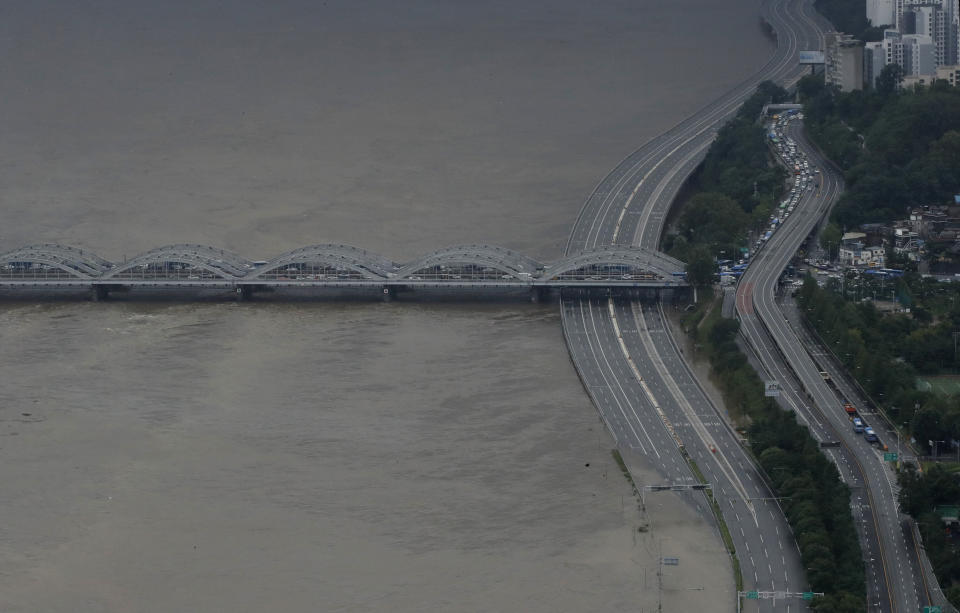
735 117 931 612
560 0 828 610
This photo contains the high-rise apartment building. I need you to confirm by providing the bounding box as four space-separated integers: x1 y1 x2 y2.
903 33 938 74
899 0 959 65
826 32 865 90
863 30 904 88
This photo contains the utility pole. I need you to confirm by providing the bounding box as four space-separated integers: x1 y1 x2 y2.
657 538 663 613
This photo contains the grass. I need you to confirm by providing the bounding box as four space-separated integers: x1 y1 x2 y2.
680 288 716 332
684 452 744 592
611 448 640 496
916 375 960 397
611 449 650 532
613 445 743 594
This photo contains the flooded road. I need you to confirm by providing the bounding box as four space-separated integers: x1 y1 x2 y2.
0 0 771 610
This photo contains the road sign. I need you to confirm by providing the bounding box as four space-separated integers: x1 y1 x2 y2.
802 592 814 601
765 380 781 397
884 452 899 461
662 557 679 566
746 591 759 599
923 606 942 613
799 50 825 64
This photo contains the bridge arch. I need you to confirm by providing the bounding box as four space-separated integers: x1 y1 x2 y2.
0 244 111 280
544 247 685 283
100 244 251 281
244 244 394 281
395 245 542 281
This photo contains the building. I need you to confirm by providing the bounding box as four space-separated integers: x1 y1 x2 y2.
935 63 960 84
825 32 865 91
839 232 887 267
863 30 903 88
868 0 897 26
903 34 938 75
902 73 935 86
893 226 922 260
899 0 959 66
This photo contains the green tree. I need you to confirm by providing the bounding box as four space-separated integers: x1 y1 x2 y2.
820 222 842 260
684 247 715 288
875 63 903 97
678 192 750 255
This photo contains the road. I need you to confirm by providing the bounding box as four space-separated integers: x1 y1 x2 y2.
735 110 931 613
560 0 828 610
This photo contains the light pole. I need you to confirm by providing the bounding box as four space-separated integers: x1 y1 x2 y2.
658 538 664 613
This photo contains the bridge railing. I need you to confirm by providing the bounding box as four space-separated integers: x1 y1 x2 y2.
0 243 688 287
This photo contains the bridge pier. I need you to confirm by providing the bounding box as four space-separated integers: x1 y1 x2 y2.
91 285 110 302
529 287 551 303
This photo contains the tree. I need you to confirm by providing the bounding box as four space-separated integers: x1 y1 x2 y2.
820 222 842 261
875 63 903 98
678 192 749 254
685 247 715 288
798 72 826 102
912 409 943 453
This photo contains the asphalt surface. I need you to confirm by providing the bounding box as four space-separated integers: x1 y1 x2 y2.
559 0 829 610
734 117 931 612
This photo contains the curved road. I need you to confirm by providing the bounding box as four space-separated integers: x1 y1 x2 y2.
735 117 930 612
561 0 826 610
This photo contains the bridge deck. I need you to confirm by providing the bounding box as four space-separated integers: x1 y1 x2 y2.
0 243 688 291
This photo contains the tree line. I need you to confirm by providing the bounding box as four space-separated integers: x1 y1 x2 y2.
800 73 960 230
665 81 789 285
668 81 867 608
898 463 960 604
796 273 960 455
811 0 888 40
694 309 865 611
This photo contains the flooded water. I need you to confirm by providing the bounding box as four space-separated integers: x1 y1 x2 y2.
0 0 772 610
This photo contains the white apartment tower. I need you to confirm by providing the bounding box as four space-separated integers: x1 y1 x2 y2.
863 30 904 88
903 33 938 74
899 0 959 65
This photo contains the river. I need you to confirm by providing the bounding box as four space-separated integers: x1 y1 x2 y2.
0 1 773 610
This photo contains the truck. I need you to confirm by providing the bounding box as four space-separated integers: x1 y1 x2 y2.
843 402 856 415
852 417 864 433
864 426 879 443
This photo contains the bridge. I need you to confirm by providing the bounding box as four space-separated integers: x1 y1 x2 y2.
0 243 687 300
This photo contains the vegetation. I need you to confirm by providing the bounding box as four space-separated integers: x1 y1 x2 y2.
694 300 865 609
798 66 960 610
796 274 960 451
611 449 639 495
665 82 866 606
800 73 960 229
812 0 888 40
898 464 960 604
685 455 743 591
668 81 789 268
